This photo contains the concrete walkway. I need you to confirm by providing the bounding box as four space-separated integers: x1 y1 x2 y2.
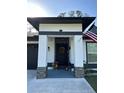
27 70 96 93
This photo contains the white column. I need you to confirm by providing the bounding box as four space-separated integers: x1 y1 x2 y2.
83 40 86 64
69 37 75 64
74 35 84 67
38 35 48 67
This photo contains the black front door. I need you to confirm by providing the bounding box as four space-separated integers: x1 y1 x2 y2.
55 38 69 68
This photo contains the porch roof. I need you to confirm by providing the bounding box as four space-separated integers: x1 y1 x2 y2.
27 17 96 31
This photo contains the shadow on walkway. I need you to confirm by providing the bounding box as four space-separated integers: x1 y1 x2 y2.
47 69 74 78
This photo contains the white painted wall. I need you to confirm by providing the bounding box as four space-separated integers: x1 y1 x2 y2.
39 24 82 32
38 35 48 67
47 37 55 63
74 35 84 67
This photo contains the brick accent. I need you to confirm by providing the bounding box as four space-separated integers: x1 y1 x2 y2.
37 67 47 79
74 67 84 78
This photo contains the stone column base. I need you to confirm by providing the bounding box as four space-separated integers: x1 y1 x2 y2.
37 67 47 79
74 67 84 78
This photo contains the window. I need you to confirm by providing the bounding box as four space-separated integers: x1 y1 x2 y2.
86 42 97 64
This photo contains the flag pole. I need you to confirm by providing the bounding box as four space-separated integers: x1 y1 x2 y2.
83 18 96 34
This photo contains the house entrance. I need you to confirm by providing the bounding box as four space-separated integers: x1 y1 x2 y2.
55 38 69 69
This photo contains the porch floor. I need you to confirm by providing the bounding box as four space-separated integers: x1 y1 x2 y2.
47 69 74 78
27 70 96 93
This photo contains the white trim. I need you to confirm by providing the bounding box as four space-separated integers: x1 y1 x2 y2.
27 32 38 36
88 62 97 64
27 41 38 44
85 39 94 42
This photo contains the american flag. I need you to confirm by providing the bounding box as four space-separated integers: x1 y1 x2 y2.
83 25 97 42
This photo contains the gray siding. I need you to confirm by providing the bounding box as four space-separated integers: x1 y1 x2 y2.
27 44 38 69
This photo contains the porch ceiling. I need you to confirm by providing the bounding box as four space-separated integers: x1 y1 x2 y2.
27 17 96 31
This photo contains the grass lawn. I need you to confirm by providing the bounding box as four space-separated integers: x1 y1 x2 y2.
85 75 97 92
